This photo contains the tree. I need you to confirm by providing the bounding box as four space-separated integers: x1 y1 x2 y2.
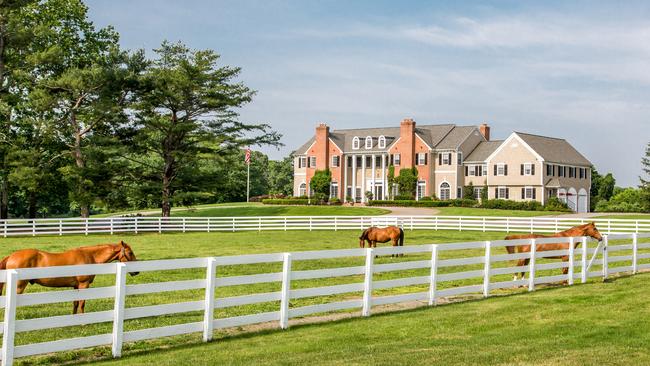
309 169 331 203
641 142 650 211
387 165 395 199
463 182 475 200
132 41 281 217
597 173 616 202
480 183 488 202
267 156 293 196
396 167 418 199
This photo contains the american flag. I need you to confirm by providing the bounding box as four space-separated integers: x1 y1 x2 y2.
244 148 251 165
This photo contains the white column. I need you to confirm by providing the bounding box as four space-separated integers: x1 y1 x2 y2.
343 155 348 202
381 154 386 200
371 154 376 200
351 155 357 202
361 155 366 203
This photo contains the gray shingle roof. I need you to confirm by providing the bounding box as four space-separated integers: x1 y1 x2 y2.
295 136 315 154
433 126 478 150
465 140 504 162
516 132 592 166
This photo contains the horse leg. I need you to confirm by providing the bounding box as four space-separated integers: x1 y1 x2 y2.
561 256 570 285
77 282 91 314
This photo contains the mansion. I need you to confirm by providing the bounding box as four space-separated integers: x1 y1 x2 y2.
293 119 592 212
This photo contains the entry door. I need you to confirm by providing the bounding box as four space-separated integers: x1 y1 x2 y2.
374 183 383 200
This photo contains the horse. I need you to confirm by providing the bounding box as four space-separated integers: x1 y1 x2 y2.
505 222 603 281
0 240 139 314
359 226 404 256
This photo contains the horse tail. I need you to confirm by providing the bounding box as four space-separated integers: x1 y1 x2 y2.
398 228 404 247
359 228 369 240
0 256 8 295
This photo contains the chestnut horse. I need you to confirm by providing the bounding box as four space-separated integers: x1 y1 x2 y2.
505 222 603 281
359 226 404 255
0 241 138 314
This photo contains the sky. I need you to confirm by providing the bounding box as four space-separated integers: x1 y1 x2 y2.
86 0 650 187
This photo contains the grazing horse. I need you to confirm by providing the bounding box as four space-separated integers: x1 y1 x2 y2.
505 222 603 281
359 226 404 256
0 241 139 314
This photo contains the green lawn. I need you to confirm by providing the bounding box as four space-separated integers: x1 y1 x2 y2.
434 207 565 217
169 204 391 217
0 230 647 365
593 214 650 220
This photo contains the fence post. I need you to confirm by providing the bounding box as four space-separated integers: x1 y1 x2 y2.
459 217 462 231
568 237 575 285
528 239 536 292
32 220 36 236
434 216 438 231
410 217 414 231
581 237 588 283
203 257 217 342
482 217 486 232
259 217 262 232
309 217 312 232
334 217 338 232
112 263 127 358
134 217 138 235
182 218 186 233
429 245 439 306
59 219 63 236
232 218 235 232
284 217 287 232
362 248 375 316
3 220 7 238
207 218 211 233
483 241 492 298
279 253 292 329
2 270 18 366
506 218 510 233
158 218 162 234
602 235 609 281
632 233 638 274
530 218 534 233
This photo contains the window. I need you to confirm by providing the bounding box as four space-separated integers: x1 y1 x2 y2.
439 182 451 200
299 157 307 168
375 157 382 168
468 165 476 176
457 152 463 165
330 182 338 198
496 163 507 176
457 187 462 199
352 137 360 150
378 135 386 149
482 164 488 176
522 163 533 176
417 181 426 200
365 136 372 149
523 187 535 199
299 183 306 197
497 186 509 199
546 164 553 176
474 187 482 200
558 166 564 177
393 153 401 166
440 153 451 165
569 167 574 178
331 155 340 167
417 153 427 165
579 167 584 179
308 156 316 168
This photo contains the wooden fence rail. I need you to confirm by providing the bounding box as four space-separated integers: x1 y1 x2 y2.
0 216 648 237
0 233 649 365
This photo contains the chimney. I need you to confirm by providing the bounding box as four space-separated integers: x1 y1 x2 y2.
399 118 416 167
479 123 490 141
315 123 329 170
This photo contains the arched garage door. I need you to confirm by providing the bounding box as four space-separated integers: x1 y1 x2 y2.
577 188 588 213
567 188 577 212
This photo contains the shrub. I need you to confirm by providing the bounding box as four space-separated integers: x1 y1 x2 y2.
329 197 341 205
396 167 418 199
479 199 570 212
545 197 570 211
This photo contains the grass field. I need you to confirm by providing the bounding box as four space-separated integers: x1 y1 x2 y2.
433 207 565 217
169 204 391 217
593 214 650 220
1 230 648 365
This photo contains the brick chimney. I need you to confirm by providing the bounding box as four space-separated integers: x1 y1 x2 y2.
399 118 416 167
479 123 490 141
315 123 329 170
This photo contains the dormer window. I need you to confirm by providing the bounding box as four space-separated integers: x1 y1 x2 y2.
365 136 372 149
378 135 386 149
352 136 360 150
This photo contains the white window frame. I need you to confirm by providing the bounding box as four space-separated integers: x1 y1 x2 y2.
393 153 401 166
352 137 360 150
482 164 488 176
523 163 533 176
497 163 506 176
473 187 482 200
309 156 316 168
365 136 372 149
457 152 463 165
497 186 507 199
299 183 307 197
417 153 426 165
330 182 338 199
378 135 386 149
416 180 426 200
441 153 451 165
299 157 307 168
439 182 451 200
331 155 339 167
524 186 534 199
468 165 476 176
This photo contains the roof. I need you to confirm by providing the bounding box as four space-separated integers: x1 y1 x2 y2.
545 178 562 188
295 136 315 154
433 126 478 150
515 132 592 166
465 140 504 162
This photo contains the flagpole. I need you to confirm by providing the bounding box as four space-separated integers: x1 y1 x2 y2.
246 161 250 202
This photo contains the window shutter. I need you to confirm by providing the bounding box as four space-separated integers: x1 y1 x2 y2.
531 164 535 175
448 153 452 165
504 164 508 176
521 164 524 175
465 166 468 176
506 188 510 199
494 188 498 198
533 188 536 199
424 153 428 165
494 165 497 176
521 187 525 198
438 154 442 165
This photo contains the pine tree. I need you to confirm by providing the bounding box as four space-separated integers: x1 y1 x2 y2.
640 141 650 211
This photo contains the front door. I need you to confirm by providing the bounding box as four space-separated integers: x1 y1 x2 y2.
374 183 383 200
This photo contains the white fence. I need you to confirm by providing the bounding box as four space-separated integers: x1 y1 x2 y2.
0 233 649 365
1 216 649 237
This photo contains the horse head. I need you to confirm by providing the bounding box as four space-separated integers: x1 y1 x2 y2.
117 240 139 276
583 222 603 241
359 228 370 247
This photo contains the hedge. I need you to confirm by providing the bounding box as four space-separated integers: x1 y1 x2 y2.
367 199 477 208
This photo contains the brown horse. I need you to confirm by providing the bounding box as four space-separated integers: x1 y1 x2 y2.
0 241 138 314
359 226 404 256
505 222 603 281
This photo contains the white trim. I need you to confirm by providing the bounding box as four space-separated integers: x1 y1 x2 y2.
300 141 316 155
386 137 401 151
524 186 534 200
364 136 373 149
415 134 433 150
438 181 451 200
378 136 386 149
485 133 544 164
496 163 506 176
352 137 360 150
497 186 508 199
331 155 340 168
328 138 343 153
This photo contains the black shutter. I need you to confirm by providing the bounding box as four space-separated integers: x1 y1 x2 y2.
506 188 510 199
438 154 442 165
494 165 497 176
504 165 508 176
424 153 428 165
494 188 498 198
521 164 524 175
448 153 452 165
533 188 536 199
465 166 468 176
521 187 525 198
531 164 535 175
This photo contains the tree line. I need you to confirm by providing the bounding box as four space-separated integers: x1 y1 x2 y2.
0 0 294 218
